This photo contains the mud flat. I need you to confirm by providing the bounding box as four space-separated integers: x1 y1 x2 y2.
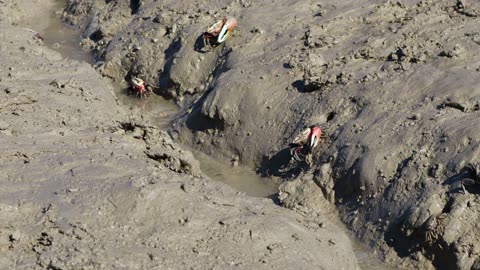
58 0 480 269
0 0 360 269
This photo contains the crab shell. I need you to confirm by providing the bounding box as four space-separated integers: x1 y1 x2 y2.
310 126 322 148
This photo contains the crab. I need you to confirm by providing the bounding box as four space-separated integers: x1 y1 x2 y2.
131 77 148 99
290 125 324 161
203 17 237 50
22 28 44 41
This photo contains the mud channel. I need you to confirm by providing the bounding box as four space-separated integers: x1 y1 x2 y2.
24 1 395 269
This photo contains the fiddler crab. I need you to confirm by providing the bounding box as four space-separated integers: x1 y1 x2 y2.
130 77 152 99
22 28 44 41
290 125 324 161
203 17 237 50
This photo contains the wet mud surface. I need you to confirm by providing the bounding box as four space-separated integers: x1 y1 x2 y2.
0 0 362 269
58 0 480 269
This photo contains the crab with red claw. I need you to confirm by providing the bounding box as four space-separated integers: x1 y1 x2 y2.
289 125 326 162
203 17 237 51
130 77 152 99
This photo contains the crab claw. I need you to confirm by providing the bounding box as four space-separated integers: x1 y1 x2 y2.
217 17 237 43
291 127 310 145
131 78 144 89
204 17 237 48
309 126 322 148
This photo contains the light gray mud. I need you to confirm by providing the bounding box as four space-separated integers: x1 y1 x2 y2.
60 0 480 269
0 0 360 269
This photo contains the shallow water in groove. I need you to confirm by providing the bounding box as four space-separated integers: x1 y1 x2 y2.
32 2 393 269
21 0 93 64
192 150 278 198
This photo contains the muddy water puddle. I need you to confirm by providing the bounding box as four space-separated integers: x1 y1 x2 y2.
35 3 391 269
21 0 93 63
192 150 278 197
111 81 178 129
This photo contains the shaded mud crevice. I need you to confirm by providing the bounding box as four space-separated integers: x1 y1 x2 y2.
452 0 479 18
439 100 480 113
183 44 233 106
177 46 233 139
88 29 104 42
256 149 308 178
383 215 459 270
186 107 225 132
156 37 183 99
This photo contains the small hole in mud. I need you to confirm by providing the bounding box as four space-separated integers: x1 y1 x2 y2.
120 122 136 132
326 111 336 122
291 80 306 92
89 30 104 42
130 0 141 15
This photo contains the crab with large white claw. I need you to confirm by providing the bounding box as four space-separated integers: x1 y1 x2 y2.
290 125 324 161
203 17 237 50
